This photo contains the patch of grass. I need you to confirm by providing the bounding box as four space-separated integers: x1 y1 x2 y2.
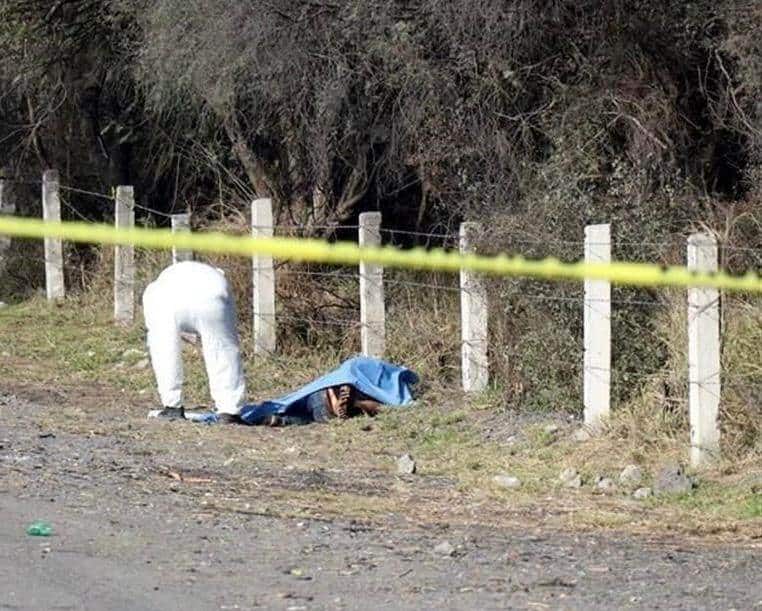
654 479 762 522
468 385 508 412
744 495 762 518
1 295 150 383
525 424 558 448
3 288 762 539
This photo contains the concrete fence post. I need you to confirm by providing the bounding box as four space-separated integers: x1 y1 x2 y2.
460 222 488 392
0 170 14 273
252 198 276 354
171 213 193 263
583 223 612 430
687 232 721 467
114 186 135 325
0 170 13 214
42 169 65 300
359 211 385 358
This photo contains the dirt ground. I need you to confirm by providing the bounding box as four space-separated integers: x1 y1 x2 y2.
2 380 762 611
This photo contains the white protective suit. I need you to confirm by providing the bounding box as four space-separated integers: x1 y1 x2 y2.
142 261 246 415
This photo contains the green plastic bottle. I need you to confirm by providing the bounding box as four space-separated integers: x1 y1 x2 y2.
26 521 53 536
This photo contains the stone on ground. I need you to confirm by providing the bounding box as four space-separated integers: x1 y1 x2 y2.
559 467 583 489
633 487 652 500
543 424 560 436
493 474 522 489
595 476 616 492
133 358 150 370
396 454 417 475
434 541 455 557
572 428 591 442
654 463 694 496
619 465 643 486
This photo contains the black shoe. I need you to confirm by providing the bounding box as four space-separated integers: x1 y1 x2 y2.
151 406 186 420
217 413 242 425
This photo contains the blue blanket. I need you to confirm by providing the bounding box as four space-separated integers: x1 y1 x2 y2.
185 356 418 424
238 356 418 424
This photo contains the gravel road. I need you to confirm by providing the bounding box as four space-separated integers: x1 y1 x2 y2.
2 390 761 610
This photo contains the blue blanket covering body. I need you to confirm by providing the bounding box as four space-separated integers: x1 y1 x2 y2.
238 356 418 425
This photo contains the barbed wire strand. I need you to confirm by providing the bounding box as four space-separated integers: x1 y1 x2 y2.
60 197 101 223
253 312 360 327
58 184 114 201
380 227 459 240
131 201 175 219
270 224 361 233
282 270 360 279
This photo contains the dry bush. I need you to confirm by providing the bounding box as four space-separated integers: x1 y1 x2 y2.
384 271 461 390
476 222 689 416
71 229 172 313
720 297 762 456
0 240 44 302
605 290 689 445
195 213 362 353
603 289 762 462
488 279 583 413
62 203 761 463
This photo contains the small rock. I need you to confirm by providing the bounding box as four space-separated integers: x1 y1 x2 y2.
543 424 560 436
0 301 7 309
572 428 591 442
493 474 522 489
633 487 652 500
122 348 146 358
654 463 694 496
619 465 643 486
396 454 416 475
133 358 150 370
434 541 455 557
595 477 616 492
559 467 582 489
289 567 311 580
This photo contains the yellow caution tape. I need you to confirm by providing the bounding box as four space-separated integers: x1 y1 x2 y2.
0 215 760 293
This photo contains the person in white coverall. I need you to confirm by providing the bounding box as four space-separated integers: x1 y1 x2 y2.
142 261 246 423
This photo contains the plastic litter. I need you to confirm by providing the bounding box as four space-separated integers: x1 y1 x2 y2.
26 521 53 536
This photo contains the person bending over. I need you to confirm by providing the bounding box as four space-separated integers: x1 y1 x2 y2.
142 261 245 424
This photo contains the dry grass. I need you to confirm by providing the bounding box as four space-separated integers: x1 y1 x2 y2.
606 289 762 461
2 237 762 539
721 297 762 454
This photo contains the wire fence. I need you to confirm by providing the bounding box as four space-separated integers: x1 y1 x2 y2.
1 175 761 462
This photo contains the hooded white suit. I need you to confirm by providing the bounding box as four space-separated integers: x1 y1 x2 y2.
142 261 246 415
